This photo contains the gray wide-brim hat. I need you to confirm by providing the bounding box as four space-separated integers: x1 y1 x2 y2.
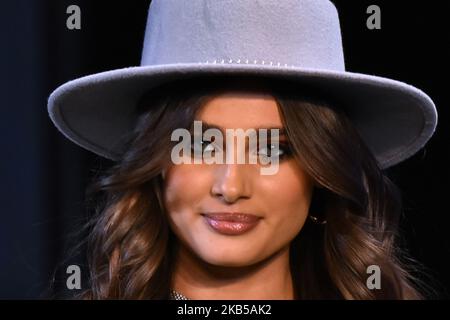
47 0 438 169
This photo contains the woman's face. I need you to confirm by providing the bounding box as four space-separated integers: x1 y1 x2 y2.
163 91 315 267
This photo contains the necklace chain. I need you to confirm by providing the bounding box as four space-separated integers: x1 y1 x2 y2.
170 289 190 300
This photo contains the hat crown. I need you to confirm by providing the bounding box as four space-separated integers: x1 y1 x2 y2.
141 0 345 71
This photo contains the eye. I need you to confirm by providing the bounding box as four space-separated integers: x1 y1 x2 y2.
258 142 292 159
191 138 217 155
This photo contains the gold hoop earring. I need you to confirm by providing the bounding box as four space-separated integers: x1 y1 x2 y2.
309 214 327 225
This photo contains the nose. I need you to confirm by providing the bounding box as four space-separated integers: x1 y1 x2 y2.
211 163 251 203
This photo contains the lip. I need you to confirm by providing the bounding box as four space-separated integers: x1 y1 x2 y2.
201 212 261 235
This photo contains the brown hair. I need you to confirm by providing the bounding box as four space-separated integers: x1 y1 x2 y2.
80 75 426 299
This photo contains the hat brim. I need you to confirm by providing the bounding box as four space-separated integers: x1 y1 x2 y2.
47 63 437 169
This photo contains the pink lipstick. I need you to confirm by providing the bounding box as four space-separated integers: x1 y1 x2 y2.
202 212 261 235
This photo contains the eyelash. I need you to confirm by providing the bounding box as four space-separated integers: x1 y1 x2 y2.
191 139 293 160
259 142 293 159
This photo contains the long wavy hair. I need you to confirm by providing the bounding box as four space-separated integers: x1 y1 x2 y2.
79 74 427 299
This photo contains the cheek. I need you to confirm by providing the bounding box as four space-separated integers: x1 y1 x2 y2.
163 164 208 212
259 162 313 230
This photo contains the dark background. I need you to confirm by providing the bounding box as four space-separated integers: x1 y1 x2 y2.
0 0 448 299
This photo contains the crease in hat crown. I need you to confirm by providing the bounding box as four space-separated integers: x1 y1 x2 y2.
141 0 345 71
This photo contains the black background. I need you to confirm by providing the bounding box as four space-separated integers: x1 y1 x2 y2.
0 0 448 299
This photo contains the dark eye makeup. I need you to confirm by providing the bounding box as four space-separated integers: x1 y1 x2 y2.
190 136 293 161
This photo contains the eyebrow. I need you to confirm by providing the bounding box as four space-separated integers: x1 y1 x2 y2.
192 121 287 136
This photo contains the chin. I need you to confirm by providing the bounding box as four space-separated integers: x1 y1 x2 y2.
203 256 257 268
197 248 264 268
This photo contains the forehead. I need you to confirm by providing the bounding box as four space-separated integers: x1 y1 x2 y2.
196 91 283 129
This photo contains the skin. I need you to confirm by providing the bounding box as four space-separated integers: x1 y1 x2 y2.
162 91 315 299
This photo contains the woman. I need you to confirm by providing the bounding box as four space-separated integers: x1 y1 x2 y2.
47 0 438 299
